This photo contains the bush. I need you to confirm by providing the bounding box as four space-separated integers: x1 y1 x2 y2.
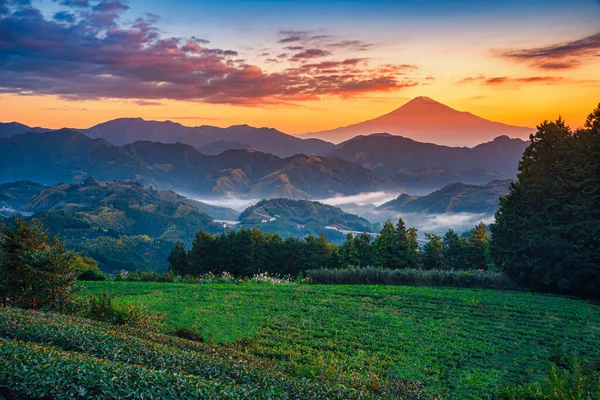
86 291 163 331
78 268 107 281
499 360 600 399
172 327 204 342
305 266 516 290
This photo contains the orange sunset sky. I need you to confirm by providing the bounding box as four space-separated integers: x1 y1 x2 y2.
1 0 599 135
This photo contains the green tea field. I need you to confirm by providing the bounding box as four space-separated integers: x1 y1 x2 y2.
68 282 600 399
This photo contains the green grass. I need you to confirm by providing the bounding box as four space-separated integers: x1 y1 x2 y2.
81 282 600 399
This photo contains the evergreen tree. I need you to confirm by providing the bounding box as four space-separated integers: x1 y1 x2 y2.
374 220 398 268
422 233 443 270
465 223 489 270
441 230 462 269
339 233 360 267
0 217 81 310
407 227 421 268
491 105 600 298
355 232 374 267
188 230 216 274
167 241 190 275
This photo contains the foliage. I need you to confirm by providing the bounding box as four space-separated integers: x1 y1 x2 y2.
499 360 600 400
173 228 338 277
305 266 515 289
83 281 600 399
492 105 600 298
85 291 163 331
0 217 82 310
76 255 106 281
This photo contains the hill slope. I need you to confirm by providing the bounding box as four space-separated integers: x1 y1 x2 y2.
239 198 375 234
0 181 46 209
377 180 512 214
0 130 393 199
302 96 533 145
16 180 233 271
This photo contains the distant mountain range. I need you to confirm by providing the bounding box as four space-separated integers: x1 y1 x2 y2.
376 179 512 214
0 129 392 199
0 97 532 196
329 134 527 194
0 122 49 139
0 118 335 158
300 96 533 146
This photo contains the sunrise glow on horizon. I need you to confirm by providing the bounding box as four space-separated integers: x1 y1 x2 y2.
1 0 599 136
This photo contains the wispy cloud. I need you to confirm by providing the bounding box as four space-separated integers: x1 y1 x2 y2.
290 48 332 61
498 32 600 69
459 75 565 86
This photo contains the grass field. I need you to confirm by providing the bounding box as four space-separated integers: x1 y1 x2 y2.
79 282 600 399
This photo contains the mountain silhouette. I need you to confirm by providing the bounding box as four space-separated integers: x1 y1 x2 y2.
301 96 533 146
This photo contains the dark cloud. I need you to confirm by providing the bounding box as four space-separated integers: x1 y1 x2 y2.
499 32 600 69
0 2 420 105
290 48 331 61
53 10 76 23
57 0 90 7
92 0 129 13
278 30 307 43
327 40 372 51
284 45 304 51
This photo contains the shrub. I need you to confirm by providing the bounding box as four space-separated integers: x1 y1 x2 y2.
86 291 163 331
305 266 516 290
499 360 600 399
172 327 204 342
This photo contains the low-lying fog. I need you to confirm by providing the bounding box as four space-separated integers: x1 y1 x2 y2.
188 191 496 235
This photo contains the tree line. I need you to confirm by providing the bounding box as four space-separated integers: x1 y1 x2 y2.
167 220 491 277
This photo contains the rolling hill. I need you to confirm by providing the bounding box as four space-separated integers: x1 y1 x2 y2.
376 179 512 214
239 198 376 239
301 96 533 146
13 180 237 271
0 129 393 199
0 181 46 209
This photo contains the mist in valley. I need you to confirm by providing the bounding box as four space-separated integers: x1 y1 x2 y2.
188 191 496 236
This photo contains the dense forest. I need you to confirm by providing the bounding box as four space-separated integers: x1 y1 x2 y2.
167 221 491 278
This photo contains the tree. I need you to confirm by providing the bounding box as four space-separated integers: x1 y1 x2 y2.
167 241 191 275
188 230 216 274
76 255 106 281
422 233 443 270
355 232 374 267
339 233 360 267
491 105 600 298
464 222 489 270
441 230 463 269
407 227 421 268
374 220 398 269
0 217 81 310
